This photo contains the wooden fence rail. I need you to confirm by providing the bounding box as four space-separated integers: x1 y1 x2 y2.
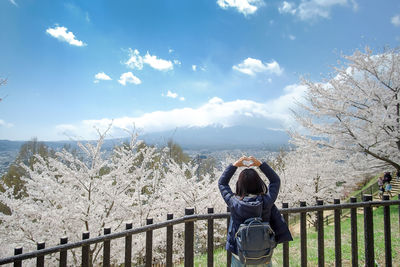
1 194 399 267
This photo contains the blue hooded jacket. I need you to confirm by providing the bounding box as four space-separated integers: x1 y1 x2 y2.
218 162 293 255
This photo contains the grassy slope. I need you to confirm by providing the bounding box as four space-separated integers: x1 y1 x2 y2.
348 175 379 200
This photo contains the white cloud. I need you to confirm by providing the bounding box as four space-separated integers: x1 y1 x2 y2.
166 90 178 98
209 96 224 104
391 15 400 27
288 34 296 40
46 26 86 47
94 72 112 83
162 90 185 101
271 84 307 113
190 64 206 72
124 49 174 71
0 119 14 128
9 0 18 6
118 72 141 86
217 0 264 16
233 57 283 76
279 0 351 21
56 84 306 139
168 48 174 54
278 1 296 15
125 49 144 70
143 53 174 71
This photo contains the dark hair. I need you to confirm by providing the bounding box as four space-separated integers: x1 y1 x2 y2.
235 168 267 200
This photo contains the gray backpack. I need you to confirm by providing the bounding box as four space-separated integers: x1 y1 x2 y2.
235 217 276 265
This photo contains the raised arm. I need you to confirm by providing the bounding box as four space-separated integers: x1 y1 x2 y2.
254 158 281 204
218 157 247 205
218 164 237 205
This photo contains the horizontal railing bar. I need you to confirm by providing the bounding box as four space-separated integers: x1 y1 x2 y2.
0 213 229 264
279 199 400 214
1 199 399 265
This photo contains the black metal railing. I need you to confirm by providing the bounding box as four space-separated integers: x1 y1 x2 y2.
0 194 399 267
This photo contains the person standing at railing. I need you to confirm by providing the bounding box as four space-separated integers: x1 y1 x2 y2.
385 182 393 198
378 176 384 199
383 172 392 184
218 156 293 267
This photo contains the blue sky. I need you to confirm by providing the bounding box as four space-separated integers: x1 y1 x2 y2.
0 0 399 141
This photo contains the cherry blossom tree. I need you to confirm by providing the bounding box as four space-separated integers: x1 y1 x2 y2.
0 128 229 265
0 130 167 265
278 144 360 205
155 159 226 259
272 141 366 229
292 47 400 173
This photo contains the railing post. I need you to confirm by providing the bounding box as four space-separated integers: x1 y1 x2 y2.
363 195 374 267
184 207 195 267
125 223 132 267
383 195 392 267
59 237 68 267
300 201 307 267
14 247 22 267
334 199 342 267
282 202 289 267
317 199 324 267
146 218 153 267
166 214 173 267
207 208 214 267
350 197 358 267
226 206 231 267
81 232 90 267
36 242 45 267
103 227 111 267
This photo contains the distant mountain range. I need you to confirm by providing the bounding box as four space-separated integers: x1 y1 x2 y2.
139 125 289 150
0 125 289 175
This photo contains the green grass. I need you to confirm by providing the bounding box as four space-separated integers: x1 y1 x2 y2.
353 175 379 194
346 174 380 202
179 205 400 267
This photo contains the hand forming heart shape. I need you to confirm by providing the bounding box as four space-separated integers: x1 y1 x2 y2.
233 156 261 168
242 159 253 167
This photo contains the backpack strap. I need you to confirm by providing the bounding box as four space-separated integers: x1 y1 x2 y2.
244 217 263 238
